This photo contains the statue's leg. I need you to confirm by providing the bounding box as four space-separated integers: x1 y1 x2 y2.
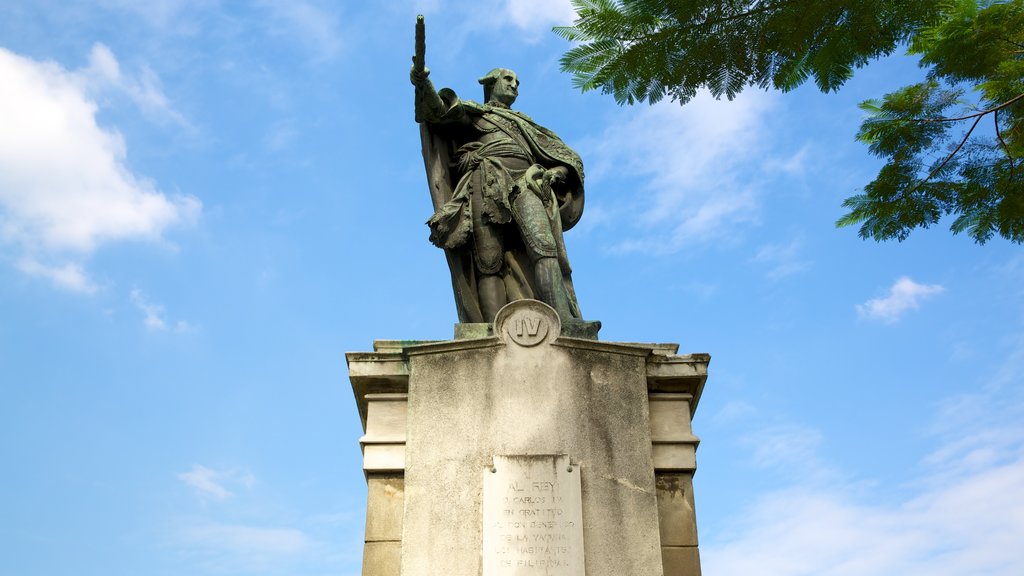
472 192 507 322
534 257 574 321
478 274 505 322
511 190 575 321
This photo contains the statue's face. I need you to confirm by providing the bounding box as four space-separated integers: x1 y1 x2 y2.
490 70 519 106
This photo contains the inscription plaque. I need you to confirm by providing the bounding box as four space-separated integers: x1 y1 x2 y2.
483 455 584 575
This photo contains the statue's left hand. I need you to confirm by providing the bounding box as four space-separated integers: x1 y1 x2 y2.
410 65 431 87
543 166 568 187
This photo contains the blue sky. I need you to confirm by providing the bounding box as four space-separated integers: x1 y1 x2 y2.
2 1 1023 575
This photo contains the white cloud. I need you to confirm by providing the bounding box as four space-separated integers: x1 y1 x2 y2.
704 334 1024 576
178 521 314 573
857 276 945 323
81 43 191 129
706 414 1024 575
502 0 576 36
178 465 255 501
130 289 192 332
173 465 354 573
763 144 810 176
713 400 758 424
98 0 198 27
446 0 575 45
736 423 842 489
752 237 810 279
17 257 98 294
0 47 200 292
131 289 166 330
585 91 777 253
183 522 311 555
260 1 343 61
704 458 1024 576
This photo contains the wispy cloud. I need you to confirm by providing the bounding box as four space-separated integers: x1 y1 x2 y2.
259 0 343 62
173 464 356 574
178 521 314 573
704 348 1024 576
81 43 191 130
178 465 255 501
500 0 576 38
17 258 98 294
97 0 208 29
752 237 810 280
763 144 811 176
0 46 200 292
440 0 575 48
183 522 311 555
705 461 1024 576
130 289 192 332
737 423 840 488
584 91 778 253
857 277 945 324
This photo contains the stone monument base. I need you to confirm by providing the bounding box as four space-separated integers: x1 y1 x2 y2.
347 300 709 575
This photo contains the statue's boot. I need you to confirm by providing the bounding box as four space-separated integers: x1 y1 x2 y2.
534 257 574 322
479 274 507 323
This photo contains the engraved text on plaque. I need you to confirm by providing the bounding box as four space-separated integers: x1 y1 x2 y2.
483 455 585 575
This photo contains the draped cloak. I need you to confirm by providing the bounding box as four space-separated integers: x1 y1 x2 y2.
418 91 585 324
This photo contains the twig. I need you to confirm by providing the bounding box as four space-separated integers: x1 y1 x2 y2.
910 114 982 194
995 108 1017 177
911 92 1024 123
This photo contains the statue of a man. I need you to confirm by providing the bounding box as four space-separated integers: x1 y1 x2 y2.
412 65 588 325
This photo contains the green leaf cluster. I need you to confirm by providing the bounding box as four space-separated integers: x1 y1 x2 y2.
557 0 1024 244
555 0 939 104
839 0 1024 243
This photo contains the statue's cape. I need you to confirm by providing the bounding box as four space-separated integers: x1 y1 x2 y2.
419 122 484 323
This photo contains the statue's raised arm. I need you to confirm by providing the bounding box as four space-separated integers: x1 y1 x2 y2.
411 16 445 124
412 17 597 335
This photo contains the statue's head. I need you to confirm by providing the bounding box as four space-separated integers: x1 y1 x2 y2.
479 68 519 107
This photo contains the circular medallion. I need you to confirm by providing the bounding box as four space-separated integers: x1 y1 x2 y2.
493 300 561 348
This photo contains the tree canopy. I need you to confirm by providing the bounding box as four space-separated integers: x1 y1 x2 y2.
556 0 1024 244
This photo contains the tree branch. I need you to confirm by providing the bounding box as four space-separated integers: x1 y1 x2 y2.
911 92 1024 123
621 0 799 46
910 113 983 194
1001 37 1024 51
995 108 1017 177
693 0 798 29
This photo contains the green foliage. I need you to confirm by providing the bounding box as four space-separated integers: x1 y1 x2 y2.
839 0 1024 243
557 0 1024 244
555 0 940 104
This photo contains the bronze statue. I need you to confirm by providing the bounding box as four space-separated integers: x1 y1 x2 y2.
411 16 590 326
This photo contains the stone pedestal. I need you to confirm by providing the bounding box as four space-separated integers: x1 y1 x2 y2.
347 301 708 575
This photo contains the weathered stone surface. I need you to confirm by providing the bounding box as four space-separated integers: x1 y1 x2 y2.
648 394 694 441
345 299 712 576
362 541 402 576
400 301 664 576
365 476 404 543
656 473 698 547
361 393 409 473
454 322 493 340
649 393 700 472
661 545 702 576
651 443 698 471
